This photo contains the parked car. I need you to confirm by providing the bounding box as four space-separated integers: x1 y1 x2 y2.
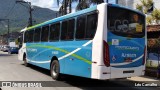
0 45 5 51
8 47 19 54
2 45 9 52
0 45 2 51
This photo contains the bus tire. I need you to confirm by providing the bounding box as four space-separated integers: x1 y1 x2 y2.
50 60 61 80
23 54 29 67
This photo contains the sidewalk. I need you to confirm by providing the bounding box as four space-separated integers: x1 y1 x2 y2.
127 76 159 81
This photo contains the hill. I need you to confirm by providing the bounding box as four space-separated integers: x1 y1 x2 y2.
0 0 58 35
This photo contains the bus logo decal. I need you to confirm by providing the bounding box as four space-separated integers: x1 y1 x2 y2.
112 39 119 45
111 54 144 66
112 55 117 61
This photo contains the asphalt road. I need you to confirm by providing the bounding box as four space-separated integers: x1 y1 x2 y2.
0 51 159 90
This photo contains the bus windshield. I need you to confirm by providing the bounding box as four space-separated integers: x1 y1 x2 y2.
108 5 145 38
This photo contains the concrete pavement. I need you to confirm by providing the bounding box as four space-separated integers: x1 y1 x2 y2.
128 76 159 81
0 51 159 90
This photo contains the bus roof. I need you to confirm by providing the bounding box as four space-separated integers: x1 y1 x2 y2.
26 5 97 31
108 3 145 16
20 27 27 32
25 3 144 31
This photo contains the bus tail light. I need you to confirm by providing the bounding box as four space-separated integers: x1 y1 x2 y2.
103 40 110 67
142 46 146 65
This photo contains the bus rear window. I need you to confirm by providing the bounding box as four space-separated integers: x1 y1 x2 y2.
107 6 145 38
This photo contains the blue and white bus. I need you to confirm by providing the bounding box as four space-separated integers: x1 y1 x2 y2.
18 3 146 80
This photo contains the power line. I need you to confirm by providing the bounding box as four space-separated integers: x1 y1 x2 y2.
16 0 33 26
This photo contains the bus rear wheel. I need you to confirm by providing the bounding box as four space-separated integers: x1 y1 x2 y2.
50 60 61 80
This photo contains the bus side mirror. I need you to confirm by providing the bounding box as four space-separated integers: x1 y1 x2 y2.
17 36 22 43
18 37 20 43
17 36 22 48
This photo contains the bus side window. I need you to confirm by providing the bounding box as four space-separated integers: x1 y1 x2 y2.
50 23 60 41
19 32 23 45
24 31 29 43
28 30 34 43
85 13 98 39
34 28 41 42
67 19 75 40
61 21 68 40
76 15 86 40
41 26 49 42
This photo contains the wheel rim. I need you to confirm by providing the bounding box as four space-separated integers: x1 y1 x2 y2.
52 64 58 76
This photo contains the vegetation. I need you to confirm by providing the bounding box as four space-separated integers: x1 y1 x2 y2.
136 0 160 62
151 9 160 24
57 0 77 15
148 38 160 48
136 0 160 25
57 0 104 15
76 0 104 11
0 6 57 35
136 0 153 14
146 16 152 25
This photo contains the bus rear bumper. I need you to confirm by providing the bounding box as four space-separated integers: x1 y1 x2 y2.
96 65 145 80
110 66 145 79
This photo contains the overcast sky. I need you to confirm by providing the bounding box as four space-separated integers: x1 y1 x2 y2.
24 0 59 10
24 0 116 11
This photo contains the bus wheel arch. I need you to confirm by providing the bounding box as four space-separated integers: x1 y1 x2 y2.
23 53 26 61
23 53 29 67
50 56 61 80
50 56 58 67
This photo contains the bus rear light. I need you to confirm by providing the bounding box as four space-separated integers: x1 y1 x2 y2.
142 46 146 65
103 40 110 67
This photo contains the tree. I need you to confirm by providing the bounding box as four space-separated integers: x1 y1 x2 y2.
76 0 89 11
136 0 160 25
57 0 78 15
89 0 104 5
151 9 160 24
136 4 143 12
76 0 104 11
57 0 69 15
136 0 153 14
146 16 152 25
57 0 104 15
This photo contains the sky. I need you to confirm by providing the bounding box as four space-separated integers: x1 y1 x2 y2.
24 0 117 11
24 0 59 10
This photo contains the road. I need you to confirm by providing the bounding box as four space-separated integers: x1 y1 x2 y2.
0 51 159 90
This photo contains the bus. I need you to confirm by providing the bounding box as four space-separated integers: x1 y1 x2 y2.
18 3 146 80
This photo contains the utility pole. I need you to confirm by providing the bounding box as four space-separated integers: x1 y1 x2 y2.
28 2 33 27
16 0 33 27
0 19 10 45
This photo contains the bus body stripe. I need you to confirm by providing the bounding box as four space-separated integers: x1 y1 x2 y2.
58 48 81 60
27 59 50 63
26 40 92 64
58 40 92 60
110 54 144 66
